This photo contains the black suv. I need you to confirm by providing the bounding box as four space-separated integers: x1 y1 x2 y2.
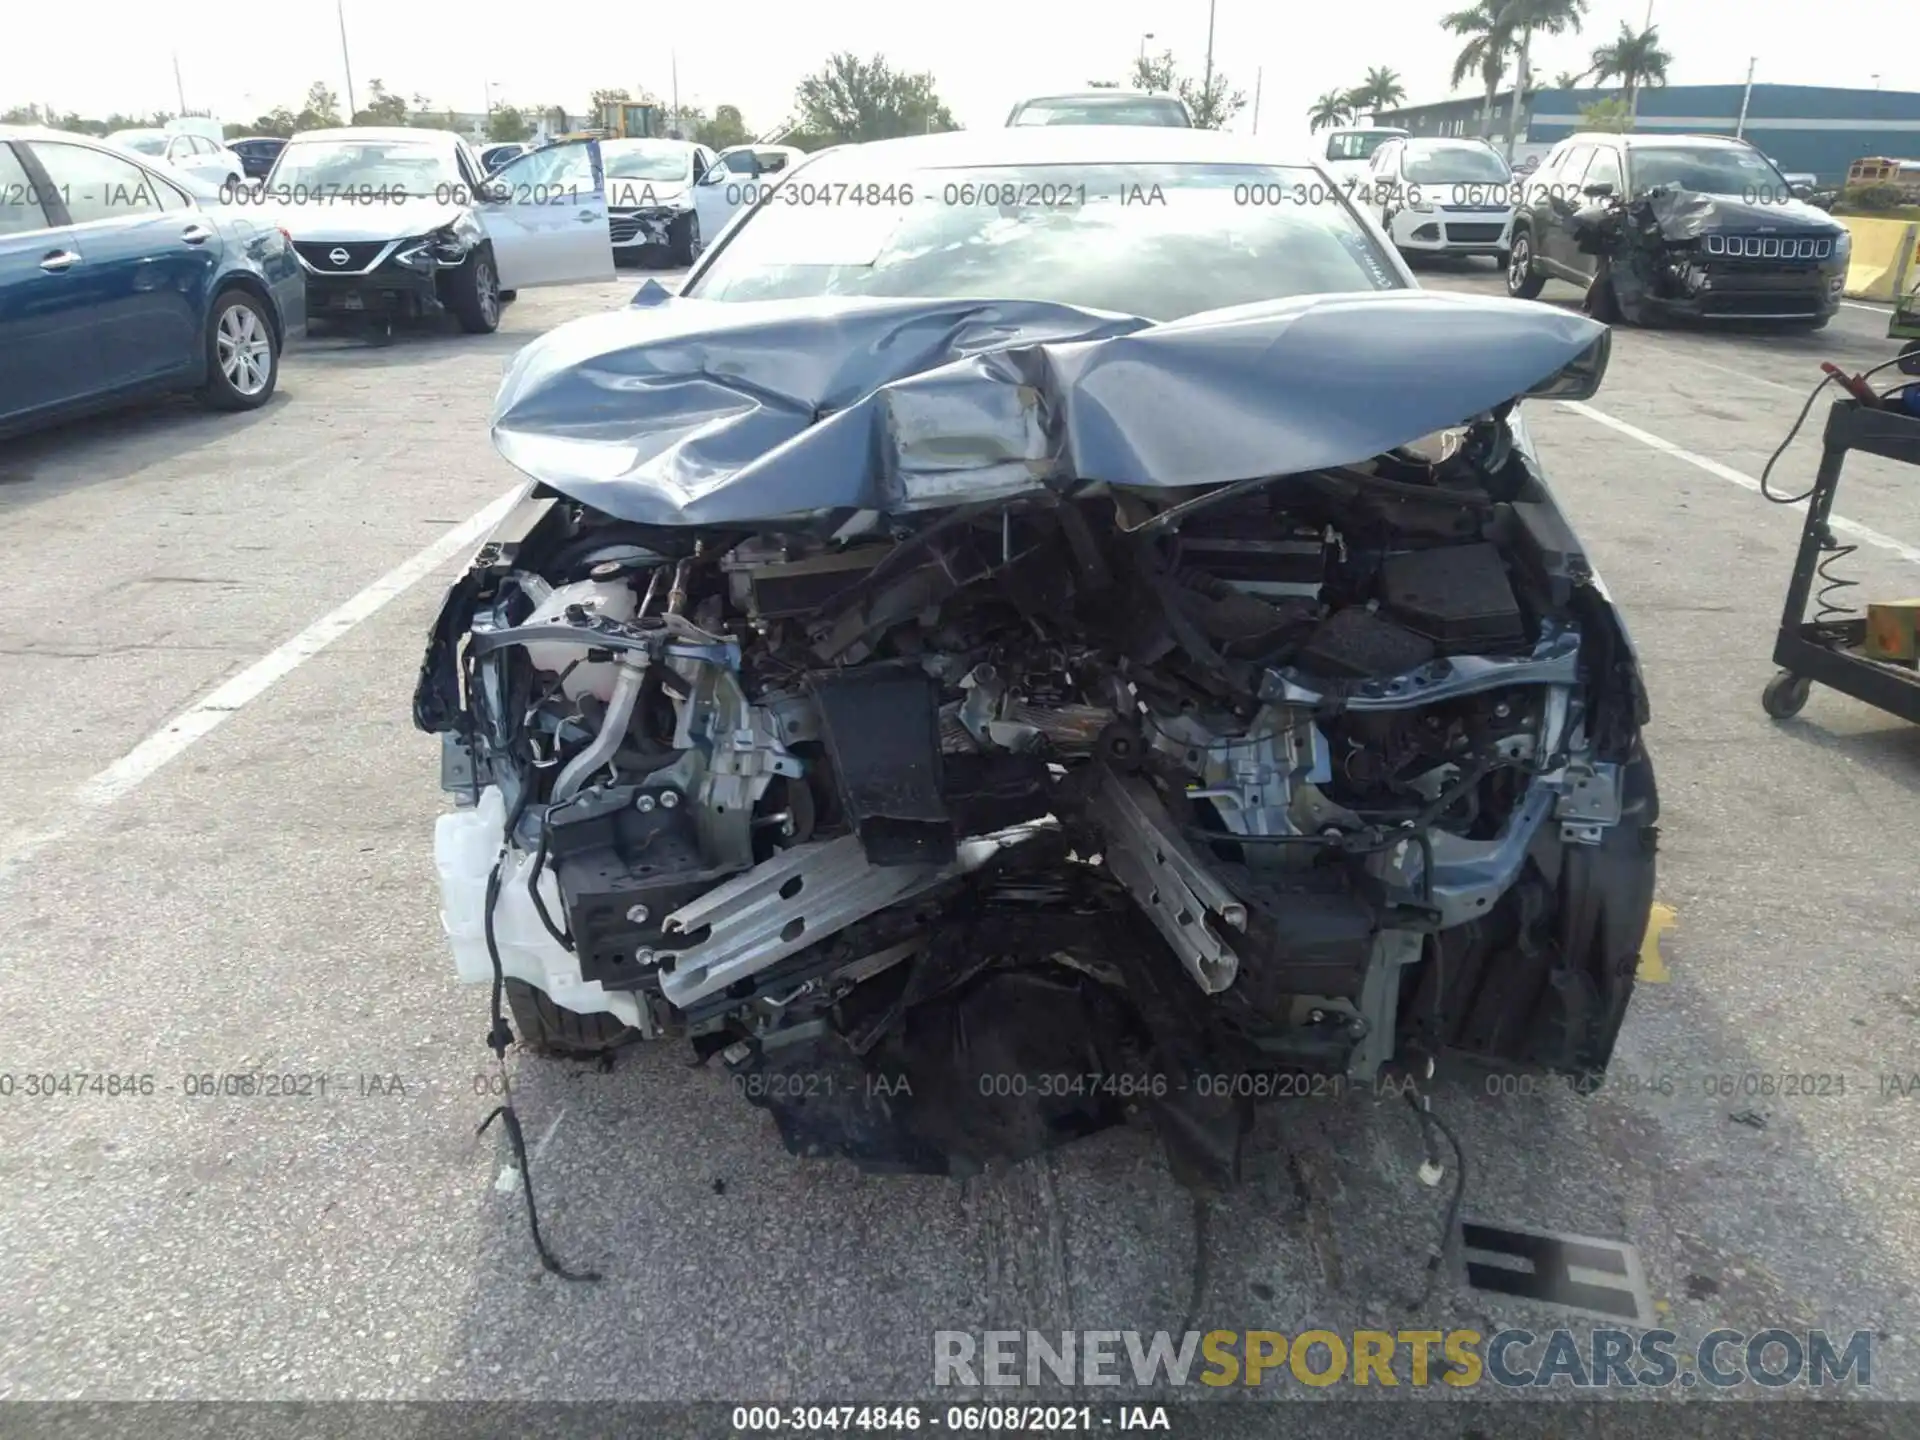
1506 132 1849 328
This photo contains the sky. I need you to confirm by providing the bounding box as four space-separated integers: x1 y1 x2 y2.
10 0 1912 136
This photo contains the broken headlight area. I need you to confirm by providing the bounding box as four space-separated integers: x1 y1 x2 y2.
393 225 476 271
419 424 1657 1190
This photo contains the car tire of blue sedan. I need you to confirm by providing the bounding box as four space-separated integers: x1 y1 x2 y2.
199 289 280 412
447 248 502 335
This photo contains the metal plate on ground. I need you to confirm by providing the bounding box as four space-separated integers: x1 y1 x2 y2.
1459 1218 1655 1325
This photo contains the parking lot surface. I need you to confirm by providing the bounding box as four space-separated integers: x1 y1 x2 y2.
1 261 1915 1419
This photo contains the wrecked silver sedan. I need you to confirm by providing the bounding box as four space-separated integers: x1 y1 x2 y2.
414 130 1658 1198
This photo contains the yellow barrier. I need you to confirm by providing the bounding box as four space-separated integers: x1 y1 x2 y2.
1839 216 1920 301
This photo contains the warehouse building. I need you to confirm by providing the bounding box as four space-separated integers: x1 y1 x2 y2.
1378 83 1920 183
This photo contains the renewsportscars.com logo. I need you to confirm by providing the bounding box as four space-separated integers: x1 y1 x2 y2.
933 1329 1874 1390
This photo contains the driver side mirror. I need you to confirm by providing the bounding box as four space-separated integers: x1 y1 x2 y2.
1583 182 1615 199
1789 182 1812 200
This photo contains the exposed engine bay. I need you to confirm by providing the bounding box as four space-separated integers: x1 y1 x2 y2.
416 387 1657 1189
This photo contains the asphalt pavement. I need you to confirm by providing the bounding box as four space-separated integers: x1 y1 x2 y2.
0 258 1915 1421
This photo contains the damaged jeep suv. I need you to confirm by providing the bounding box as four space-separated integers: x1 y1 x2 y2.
415 129 1658 1188
1507 132 1848 328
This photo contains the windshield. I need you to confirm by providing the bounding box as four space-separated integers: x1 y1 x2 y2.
1631 146 1789 198
603 144 695 181
110 131 169 156
1012 97 1190 127
266 139 458 195
1403 144 1509 184
1326 131 1400 162
685 161 1401 320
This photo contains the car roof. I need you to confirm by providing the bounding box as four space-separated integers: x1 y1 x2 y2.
287 127 461 145
1327 126 1408 136
1562 130 1759 151
804 126 1316 169
1015 90 1183 103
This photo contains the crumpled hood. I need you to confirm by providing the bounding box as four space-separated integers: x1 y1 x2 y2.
254 196 468 243
1632 188 1843 240
490 285 1609 527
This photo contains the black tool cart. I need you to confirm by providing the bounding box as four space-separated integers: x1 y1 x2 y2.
1763 398 1920 721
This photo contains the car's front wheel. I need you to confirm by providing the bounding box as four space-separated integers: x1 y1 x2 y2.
670 211 700 267
505 979 641 1058
446 247 502 334
1505 229 1545 299
199 288 278 411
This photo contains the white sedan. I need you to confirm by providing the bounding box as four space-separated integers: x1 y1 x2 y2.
603 138 716 265
107 128 246 189
691 144 806 246
1363 136 1516 265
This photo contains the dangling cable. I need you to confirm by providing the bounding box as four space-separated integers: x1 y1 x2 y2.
1400 1079 1467 1310
480 787 601 1283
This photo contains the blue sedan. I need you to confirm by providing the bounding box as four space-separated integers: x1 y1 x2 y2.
0 127 306 438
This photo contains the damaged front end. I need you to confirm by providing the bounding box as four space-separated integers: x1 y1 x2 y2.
414 290 1657 1189
1568 187 1847 325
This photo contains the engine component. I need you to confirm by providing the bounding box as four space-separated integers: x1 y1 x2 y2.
1297 606 1437 679
1086 768 1248 994
1379 542 1527 652
544 782 738 989
810 665 954 867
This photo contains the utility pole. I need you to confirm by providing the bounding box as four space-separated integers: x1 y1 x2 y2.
1202 0 1216 110
336 0 358 121
1734 56 1756 138
172 54 187 114
671 52 680 136
1252 67 1262 134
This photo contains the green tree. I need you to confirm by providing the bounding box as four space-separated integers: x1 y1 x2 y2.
353 79 410 125
1130 48 1245 129
694 103 751 149
791 53 957 144
1587 22 1672 118
1442 0 1514 139
1577 96 1634 132
1498 0 1589 157
1348 66 1406 118
1130 50 1177 93
487 106 532 142
1551 69 1589 90
1307 90 1355 131
245 106 300 138
294 81 342 131
1181 72 1248 129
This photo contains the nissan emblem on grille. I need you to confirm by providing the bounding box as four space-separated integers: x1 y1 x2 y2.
329 248 351 266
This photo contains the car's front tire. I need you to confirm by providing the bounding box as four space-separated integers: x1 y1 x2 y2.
505 979 641 1058
1505 229 1545 299
669 211 700 267
199 288 278 411
447 247 502 334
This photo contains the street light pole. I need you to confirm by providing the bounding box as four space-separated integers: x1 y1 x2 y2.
1202 0 1216 106
336 0 358 121
1139 32 1153 64
1734 56 1756 138
172 53 187 115
1252 67 1262 135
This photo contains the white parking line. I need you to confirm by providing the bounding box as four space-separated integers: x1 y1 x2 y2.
0 484 524 884
1559 401 1920 567
1839 301 1892 314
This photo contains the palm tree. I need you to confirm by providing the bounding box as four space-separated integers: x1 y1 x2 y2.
1349 66 1407 119
1552 69 1589 90
1499 0 1590 159
1588 22 1673 119
1443 1 1515 139
1307 90 1355 131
